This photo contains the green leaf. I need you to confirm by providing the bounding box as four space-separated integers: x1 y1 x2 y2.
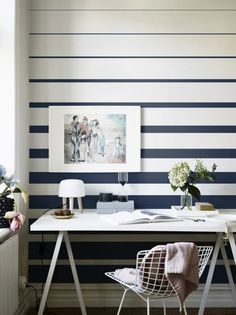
1 190 11 198
188 185 201 201
171 184 178 191
0 183 10 198
21 190 29 204
13 187 21 193
15 183 28 204
180 184 188 192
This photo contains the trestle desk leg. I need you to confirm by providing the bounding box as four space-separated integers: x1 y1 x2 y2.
228 232 236 266
38 231 64 315
64 231 87 315
220 241 236 306
198 233 222 315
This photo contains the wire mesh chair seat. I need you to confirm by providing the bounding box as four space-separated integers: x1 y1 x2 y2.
105 245 213 315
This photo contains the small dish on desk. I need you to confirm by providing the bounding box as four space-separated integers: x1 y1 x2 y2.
51 209 75 219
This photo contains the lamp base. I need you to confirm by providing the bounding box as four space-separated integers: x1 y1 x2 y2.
78 197 83 213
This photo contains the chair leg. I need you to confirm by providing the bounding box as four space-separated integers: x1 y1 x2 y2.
183 303 188 315
146 297 150 315
162 299 167 315
117 288 129 315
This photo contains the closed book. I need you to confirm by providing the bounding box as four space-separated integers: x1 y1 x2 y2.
195 202 215 211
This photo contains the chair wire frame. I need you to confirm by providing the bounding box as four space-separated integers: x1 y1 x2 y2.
105 245 213 315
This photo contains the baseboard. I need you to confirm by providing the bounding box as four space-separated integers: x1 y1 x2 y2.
15 288 31 315
28 283 236 309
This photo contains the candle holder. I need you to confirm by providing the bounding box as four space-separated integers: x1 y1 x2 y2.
118 172 128 202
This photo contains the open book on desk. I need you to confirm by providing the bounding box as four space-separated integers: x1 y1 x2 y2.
101 210 183 225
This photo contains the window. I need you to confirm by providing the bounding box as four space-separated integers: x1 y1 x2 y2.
0 0 15 173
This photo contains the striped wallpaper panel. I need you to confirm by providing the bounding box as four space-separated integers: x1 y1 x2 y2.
29 59 236 79
30 107 236 125
28 264 235 284
30 133 236 149
29 83 236 102
29 102 236 108
29 158 236 172
30 0 236 11
29 35 236 57
29 0 236 285
30 11 236 34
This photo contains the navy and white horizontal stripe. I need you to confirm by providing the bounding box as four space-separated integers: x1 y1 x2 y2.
29 102 236 108
28 0 236 285
28 265 233 284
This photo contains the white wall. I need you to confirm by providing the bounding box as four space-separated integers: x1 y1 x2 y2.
0 0 15 173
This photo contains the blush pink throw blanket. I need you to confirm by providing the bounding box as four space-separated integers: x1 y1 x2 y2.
164 242 199 311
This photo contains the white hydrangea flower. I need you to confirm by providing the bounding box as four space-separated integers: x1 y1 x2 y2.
195 160 207 173
168 162 190 188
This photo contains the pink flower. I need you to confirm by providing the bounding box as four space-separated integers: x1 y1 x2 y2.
8 212 25 231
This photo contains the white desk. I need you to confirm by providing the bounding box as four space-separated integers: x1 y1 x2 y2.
30 209 236 315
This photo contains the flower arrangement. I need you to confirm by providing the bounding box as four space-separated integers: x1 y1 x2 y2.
0 164 28 230
168 160 217 209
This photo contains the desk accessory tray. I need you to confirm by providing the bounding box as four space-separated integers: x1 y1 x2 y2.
171 206 219 217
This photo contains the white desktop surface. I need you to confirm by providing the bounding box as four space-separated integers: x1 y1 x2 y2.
30 209 233 233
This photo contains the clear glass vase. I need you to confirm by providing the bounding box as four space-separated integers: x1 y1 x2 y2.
180 193 192 210
118 172 128 202
118 185 128 202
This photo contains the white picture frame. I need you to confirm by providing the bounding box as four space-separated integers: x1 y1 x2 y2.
49 106 140 172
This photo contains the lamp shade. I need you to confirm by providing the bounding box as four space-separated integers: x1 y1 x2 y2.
58 179 85 197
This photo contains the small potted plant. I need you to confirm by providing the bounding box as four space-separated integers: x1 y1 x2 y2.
0 164 28 229
168 160 217 210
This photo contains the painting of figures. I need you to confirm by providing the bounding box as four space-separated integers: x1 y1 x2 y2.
64 114 126 164
49 106 140 172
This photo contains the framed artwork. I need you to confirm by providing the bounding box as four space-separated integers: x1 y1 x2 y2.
49 106 140 172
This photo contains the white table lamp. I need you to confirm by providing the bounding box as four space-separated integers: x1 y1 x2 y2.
58 179 85 212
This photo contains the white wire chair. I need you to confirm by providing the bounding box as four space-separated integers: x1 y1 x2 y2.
105 245 213 315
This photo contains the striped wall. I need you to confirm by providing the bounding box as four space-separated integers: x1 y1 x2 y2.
29 0 236 298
